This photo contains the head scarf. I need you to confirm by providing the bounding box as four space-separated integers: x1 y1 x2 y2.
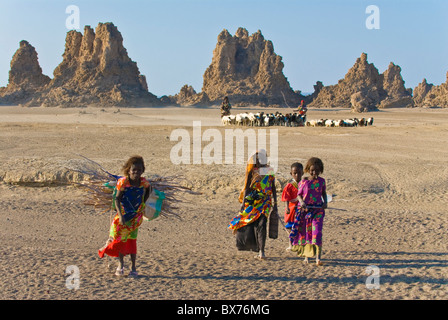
238 149 268 203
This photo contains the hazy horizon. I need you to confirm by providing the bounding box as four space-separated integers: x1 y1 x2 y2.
1 0 447 97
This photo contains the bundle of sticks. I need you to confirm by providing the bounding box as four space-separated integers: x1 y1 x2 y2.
65 155 200 219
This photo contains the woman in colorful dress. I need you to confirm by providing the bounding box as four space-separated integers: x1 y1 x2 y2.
228 149 278 260
289 157 327 266
98 155 151 277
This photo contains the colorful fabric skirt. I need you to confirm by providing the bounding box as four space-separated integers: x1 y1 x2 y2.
289 207 325 257
229 173 275 231
291 244 322 258
285 222 294 229
228 192 273 231
98 212 144 258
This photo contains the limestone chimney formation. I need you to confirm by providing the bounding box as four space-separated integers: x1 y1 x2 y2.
36 23 159 107
0 23 159 107
2 23 447 110
413 72 448 108
202 27 300 107
309 53 413 112
171 27 302 107
0 40 50 105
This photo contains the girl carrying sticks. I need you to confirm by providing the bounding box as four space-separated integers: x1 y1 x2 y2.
98 156 150 277
69 154 198 277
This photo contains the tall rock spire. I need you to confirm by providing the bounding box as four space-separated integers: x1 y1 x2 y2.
0 40 50 105
29 22 159 107
201 28 301 107
309 53 413 112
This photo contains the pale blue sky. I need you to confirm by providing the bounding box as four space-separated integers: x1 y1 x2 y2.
1 0 447 96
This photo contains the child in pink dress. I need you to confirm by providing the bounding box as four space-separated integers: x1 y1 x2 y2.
289 157 328 266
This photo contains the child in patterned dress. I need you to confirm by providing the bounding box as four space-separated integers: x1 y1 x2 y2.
289 157 327 266
281 162 304 250
98 156 151 277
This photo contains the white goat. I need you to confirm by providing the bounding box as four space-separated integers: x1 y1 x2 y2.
325 119 334 127
221 115 231 126
235 113 248 126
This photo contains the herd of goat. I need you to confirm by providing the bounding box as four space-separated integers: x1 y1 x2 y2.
221 112 374 127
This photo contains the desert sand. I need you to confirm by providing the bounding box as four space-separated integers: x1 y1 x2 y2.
0 105 447 302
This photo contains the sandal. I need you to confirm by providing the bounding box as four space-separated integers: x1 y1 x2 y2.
128 270 139 277
115 268 125 277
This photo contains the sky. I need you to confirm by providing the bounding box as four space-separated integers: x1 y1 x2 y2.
0 0 447 97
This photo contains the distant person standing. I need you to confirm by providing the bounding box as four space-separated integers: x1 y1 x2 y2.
296 100 307 124
221 96 232 117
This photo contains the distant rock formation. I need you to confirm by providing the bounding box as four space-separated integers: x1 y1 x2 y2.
5 25 444 110
309 53 413 112
38 23 160 107
167 84 208 106
303 81 323 104
413 72 448 108
413 79 433 107
0 41 50 105
175 85 197 105
196 28 301 107
308 53 384 112
378 62 413 109
4 23 160 107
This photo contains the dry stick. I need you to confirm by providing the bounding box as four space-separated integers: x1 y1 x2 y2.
276 204 347 237
67 155 201 220
281 91 299 112
276 210 291 235
306 205 347 211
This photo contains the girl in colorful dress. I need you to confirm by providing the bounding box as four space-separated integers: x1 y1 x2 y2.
228 149 278 260
98 156 151 276
281 162 304 250
289 157 327 266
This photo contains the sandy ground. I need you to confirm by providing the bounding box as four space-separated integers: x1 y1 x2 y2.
0 105 447 302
